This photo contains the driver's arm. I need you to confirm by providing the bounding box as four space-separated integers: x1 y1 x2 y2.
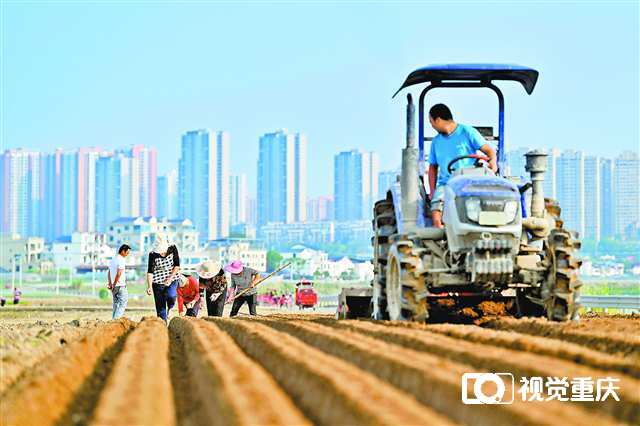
428 164 438 199
479 144 498 172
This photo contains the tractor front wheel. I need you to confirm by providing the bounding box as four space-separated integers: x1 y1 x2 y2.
385 238 428 322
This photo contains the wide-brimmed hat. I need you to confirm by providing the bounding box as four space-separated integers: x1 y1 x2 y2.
153 233 169 254
198 260 221 280
225 260 244 274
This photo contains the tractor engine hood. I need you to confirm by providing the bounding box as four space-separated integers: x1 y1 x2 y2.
447 175 520 200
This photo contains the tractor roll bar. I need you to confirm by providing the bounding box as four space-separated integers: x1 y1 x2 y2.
417 82 506 176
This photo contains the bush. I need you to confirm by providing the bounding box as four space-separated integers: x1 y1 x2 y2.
71 278 83 290
98 288 110 299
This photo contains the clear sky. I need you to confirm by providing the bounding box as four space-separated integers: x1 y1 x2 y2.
2 1 638 197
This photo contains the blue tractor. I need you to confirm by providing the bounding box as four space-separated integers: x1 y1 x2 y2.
343 64 582 322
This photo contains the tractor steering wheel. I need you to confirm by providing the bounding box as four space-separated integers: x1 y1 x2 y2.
447 153 491 174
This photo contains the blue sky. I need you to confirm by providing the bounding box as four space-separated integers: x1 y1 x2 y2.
2 1 638 197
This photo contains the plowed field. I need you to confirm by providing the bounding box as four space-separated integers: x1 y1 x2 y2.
1 313 638 426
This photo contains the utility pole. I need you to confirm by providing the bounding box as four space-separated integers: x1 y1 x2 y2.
91 239 96 297
11 256 16 294
18 255 23 289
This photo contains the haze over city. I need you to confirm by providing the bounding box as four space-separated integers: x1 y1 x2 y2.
3 1 638 197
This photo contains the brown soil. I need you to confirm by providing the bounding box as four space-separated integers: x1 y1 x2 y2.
423 322 640 379
213 317 455 426
1 318 134 426
315 318 640 425
91 317 175 426
256 317 620 426
483 316 640 358
169 317 308 426
3 311 639 426
0 319 101 393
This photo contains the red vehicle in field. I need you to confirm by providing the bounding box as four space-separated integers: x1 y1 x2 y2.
295 280 318 310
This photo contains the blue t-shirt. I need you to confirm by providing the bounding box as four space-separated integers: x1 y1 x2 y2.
428 123 486 187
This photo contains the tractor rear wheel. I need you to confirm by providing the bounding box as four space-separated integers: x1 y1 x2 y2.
542 199 583 321
544 228 582 321
385 236 428 322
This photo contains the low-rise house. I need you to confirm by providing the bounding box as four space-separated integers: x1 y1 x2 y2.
0 234 45 272
50 232 111 270
207 239 267 272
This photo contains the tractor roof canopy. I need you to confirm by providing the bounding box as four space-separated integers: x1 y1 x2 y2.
393 63 539 97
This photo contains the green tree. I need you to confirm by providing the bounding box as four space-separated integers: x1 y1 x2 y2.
267 250 283 272
98 288 110 300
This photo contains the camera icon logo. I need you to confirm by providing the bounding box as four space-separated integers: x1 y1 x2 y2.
461 373 515 405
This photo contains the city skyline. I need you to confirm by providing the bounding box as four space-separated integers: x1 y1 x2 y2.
3 3 638 198
2 136 638 244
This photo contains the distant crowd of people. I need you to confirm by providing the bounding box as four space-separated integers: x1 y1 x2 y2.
258 291 293 308
107 233 265 323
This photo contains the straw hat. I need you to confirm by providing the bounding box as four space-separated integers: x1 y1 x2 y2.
198 260 221 280
225 260 244 274
153 233 169 254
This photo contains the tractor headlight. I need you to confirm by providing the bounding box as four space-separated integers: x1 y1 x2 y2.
465 198 481 222
504 200 519 222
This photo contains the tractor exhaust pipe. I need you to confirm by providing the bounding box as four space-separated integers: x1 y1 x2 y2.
401 94 418 231
524 149 548 219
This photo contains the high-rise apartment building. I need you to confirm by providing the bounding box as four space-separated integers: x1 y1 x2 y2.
614 151 640 236
157 169 179 220
583 156 601 240
0 149 41 237
306 196 334 222
378 170 398 200
599 158 615 239
179 129 230 241
229 174 248 225
557 150 585 237
129 145 157 217
334 150 379 221
257 129 307 226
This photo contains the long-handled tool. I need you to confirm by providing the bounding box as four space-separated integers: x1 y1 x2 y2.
226 262 292 304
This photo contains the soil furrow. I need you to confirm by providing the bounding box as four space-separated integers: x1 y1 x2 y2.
90 317 175 426
169 317 309 426
482 317 640 358
319 318 640 425
0 321 100 394
1 318 135 426
257 318 623 426
212 318 458 426
315 318 640 380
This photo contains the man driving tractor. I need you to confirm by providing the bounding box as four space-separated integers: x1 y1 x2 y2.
427 103 498 228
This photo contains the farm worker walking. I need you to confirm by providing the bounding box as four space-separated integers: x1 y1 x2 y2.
427 103 497 228
12 287 22 305
146 233 181 323
225 260 261 317
177 274 201 317
197 261 228 317
107 244 131 319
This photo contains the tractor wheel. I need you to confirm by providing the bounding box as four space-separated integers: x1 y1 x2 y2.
372 198 396 320
385 237 428 322
542 199 583 321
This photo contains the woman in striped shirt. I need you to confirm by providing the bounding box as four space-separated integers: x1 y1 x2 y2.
146 233 180 323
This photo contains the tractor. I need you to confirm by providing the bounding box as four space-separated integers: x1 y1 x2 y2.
341 64 582 322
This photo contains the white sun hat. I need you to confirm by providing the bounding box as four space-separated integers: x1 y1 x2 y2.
153 233 170 254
